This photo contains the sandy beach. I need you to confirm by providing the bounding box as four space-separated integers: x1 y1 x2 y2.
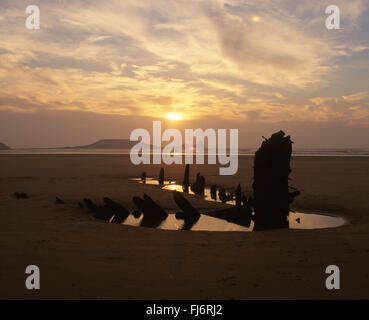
0 154 368 299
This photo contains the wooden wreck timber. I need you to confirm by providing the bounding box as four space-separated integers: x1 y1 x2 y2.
83 198 112 221
141 172 147 183
55 197 65 204
210 185 217 200
133 194 168 228
191 173 205 195
158 168 164 185
173 191 200 230
183 164 190 193
252 130 299 230
235 184 242 207
103 197 130 223
14 192 29 199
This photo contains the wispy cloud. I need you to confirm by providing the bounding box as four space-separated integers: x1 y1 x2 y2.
343 91 368 103
0 0 368 125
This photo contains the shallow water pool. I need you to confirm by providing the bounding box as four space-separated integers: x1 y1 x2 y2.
128 177 347 231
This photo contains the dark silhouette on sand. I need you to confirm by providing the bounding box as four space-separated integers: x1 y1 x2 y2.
133 194 168 228
241 195 253 217
173 191 201 230
83 198 112 221
132 196 146 213
235 184 242 207
210 185 217 200
158 168 164 185
141 172 147 183
81 197 131 223
218 188 233 203
191 173 205 195
131 210 142 219
252 130 300 230
183 164 190 193
14 192 28 199
55 197 65 204
103 197 130 223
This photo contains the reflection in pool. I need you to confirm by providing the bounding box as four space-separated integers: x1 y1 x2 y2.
131 178 237 205
122 212 251 231
128 177 347 231
118 211 346 231
162 184 237 205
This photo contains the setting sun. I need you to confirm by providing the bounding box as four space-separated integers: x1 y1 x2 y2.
166 113 182 121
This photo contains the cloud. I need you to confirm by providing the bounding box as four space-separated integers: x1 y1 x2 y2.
205 2 334 87
343 91 368 103
0 0 368 126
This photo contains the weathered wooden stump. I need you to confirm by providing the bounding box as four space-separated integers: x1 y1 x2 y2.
83 198 112 221
55 197 65 204
141 172 147 183
183 164 190 193
235 184 242 207
218 188 227 203
103 197 130 223
191 173 205 195
210 185 217 200
158 168 164 185
173 191 200 230
14 192 29 199
132 194 168 228
252 130 299 230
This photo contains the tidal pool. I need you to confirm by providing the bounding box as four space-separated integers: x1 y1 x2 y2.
128 177 347 231
118 211 346 231
132 178 237 205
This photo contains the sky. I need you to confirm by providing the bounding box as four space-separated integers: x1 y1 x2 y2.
0 0 368 148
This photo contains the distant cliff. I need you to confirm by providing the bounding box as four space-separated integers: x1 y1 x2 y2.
67 139 135 149
66 139 236 151
0 143 11 150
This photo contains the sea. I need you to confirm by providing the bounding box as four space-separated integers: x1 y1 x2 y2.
1 148 369 157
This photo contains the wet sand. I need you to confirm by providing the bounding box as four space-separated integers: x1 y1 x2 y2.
0 154 368 299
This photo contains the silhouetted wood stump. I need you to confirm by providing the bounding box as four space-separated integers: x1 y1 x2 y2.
133 194 168 228
141 172 147 183
210 185 217 200
158 168 164 185
252 130 299 230
14 192 28 199
183 164 190 193
173 191 200 230
103 197 130 223
83 198 113 221
191 173 205 195
218 188 227 203
235 184 242 207
55 197 65 204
